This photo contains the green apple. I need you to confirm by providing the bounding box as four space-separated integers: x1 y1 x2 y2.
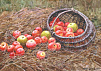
41 31 51 39
67 23 78 32
17 35 28 45
53 25 58 31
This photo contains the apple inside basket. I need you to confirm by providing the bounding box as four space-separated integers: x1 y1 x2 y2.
47 8 95 48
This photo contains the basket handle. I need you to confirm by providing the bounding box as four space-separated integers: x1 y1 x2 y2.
50 8 75 32
50 8 89 38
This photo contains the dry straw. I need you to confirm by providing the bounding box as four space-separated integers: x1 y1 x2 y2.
0 8 101 71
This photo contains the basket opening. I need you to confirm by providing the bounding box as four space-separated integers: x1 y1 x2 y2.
47 8 89 39
54 11 86 31
47 10 87 37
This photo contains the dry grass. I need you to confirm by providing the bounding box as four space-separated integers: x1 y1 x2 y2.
0 7 101 71
0 0 101 26
0 0 101 71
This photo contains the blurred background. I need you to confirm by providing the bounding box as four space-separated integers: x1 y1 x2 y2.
0 0 101 26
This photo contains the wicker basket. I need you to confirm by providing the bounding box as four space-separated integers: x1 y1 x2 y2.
47 8 96 49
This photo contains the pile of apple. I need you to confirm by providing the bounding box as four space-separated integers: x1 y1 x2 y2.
49 17 84 37
0 27 61 60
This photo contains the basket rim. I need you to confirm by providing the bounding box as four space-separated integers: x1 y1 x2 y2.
54 19 93 44
47 8 70 32
64 28 96 48
47 8 89 39
75 30 95 48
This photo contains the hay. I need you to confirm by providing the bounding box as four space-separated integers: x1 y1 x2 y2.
0 8 101 71
0 7 54 44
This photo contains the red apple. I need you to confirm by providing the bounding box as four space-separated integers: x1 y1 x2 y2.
35 27 42 34
53 25 58 31
49 22 53 27
55 26 63 32
48 37 56 43
76 29 84 35
74 33 78 36
63 31 66 36
14 45 23 52
0 42 8 51
41 36 48 43
34 37 42 45
12 41 20 46
55 30 63 36
37 51 46 60
7 45 15 52
26 39 36 49
32 30 40 38
25 35 33 40
65 22 70 27
57 21 64 27
56 43 61 51
65 32 74 37
63 27 67 31
52 17 60 22
48 42 57 51
13 30 21 39
49 21 57 27
16 48 25 56
9 52 16 59
66 28 73 33
24 34 29 37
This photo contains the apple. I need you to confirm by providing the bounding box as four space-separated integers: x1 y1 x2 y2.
7 45 15 52
52 17 60 22
67 23 78 32
14 45 23 52
55 26 63 32
74 33 78 36
9 52 16 59
26 39 36 49
32 30 40 38
53 25 58 31
35 27 42 34
0 42 8 51
48 42 57 51
24 34 29 37
49 21 53 27
65 32 74 37
55 30 63 36
48 37 56 43
76 29 84 35
41 31 51 39
12 41 20 46
63 27 67 31
16 48 25 56
56 43 61 51
63 31 66 36
37 51 46 60
65 22 70 27
25 35 33 40
13 30 21 39
49 21 57 27
34 37 42 45
66 28 73 33
41 36 48 43
17 35 28 45
57 21 64 27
